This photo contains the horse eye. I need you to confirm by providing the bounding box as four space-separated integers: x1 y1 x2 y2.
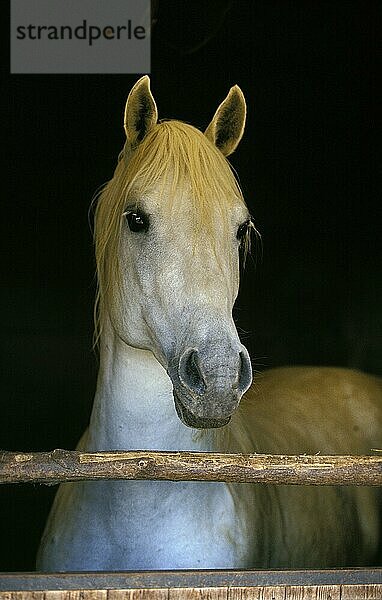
237 220 250 241
125 210 149 233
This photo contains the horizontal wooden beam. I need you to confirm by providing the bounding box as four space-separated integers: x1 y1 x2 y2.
1 569 382 590
0 449 381 486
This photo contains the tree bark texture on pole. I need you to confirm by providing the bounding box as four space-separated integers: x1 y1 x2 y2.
0 450 381 486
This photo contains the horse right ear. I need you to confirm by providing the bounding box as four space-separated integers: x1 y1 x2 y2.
124 76 158 149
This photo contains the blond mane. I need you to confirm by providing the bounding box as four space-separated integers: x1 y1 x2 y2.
94 120 248 342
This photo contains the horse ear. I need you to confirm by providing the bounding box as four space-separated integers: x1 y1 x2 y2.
124 75 158 148
205 85 246 156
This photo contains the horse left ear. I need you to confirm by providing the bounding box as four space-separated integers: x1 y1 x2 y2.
205 85 246 156
124 75 158 148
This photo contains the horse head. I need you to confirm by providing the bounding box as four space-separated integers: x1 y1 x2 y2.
95 76 253 428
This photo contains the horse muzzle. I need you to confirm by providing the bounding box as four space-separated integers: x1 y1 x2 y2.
169 344 252 429
173 389 232 429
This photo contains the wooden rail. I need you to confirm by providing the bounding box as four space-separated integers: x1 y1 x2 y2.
0 569 381 598
1 449 381 485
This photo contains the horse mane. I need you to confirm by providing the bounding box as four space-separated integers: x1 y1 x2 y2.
93 120 248 343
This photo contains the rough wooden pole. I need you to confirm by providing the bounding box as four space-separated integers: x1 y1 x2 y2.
0 450 381 486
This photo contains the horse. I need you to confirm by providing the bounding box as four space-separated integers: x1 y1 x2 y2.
37 76 382 570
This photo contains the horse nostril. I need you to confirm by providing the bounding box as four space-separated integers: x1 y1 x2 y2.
178 349 206 396
238 349 253 395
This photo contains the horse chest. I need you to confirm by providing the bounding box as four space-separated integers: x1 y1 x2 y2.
76 479 252 569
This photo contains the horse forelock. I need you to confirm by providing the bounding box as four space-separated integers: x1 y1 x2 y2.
125 120 245 214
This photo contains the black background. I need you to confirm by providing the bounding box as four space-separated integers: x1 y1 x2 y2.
1 1 381 570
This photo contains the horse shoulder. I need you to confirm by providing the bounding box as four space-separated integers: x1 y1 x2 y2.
228 367 381 567
36 428 90 570
239 366 382 454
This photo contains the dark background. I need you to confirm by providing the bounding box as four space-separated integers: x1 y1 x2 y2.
1 0 381 570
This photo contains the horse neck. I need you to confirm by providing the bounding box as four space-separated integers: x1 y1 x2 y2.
87 324 215 452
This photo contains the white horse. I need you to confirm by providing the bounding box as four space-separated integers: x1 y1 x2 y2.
37 76 382 571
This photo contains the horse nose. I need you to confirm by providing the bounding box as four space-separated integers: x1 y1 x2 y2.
238 346 253 395
178 345 252 398
178 349 207 396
